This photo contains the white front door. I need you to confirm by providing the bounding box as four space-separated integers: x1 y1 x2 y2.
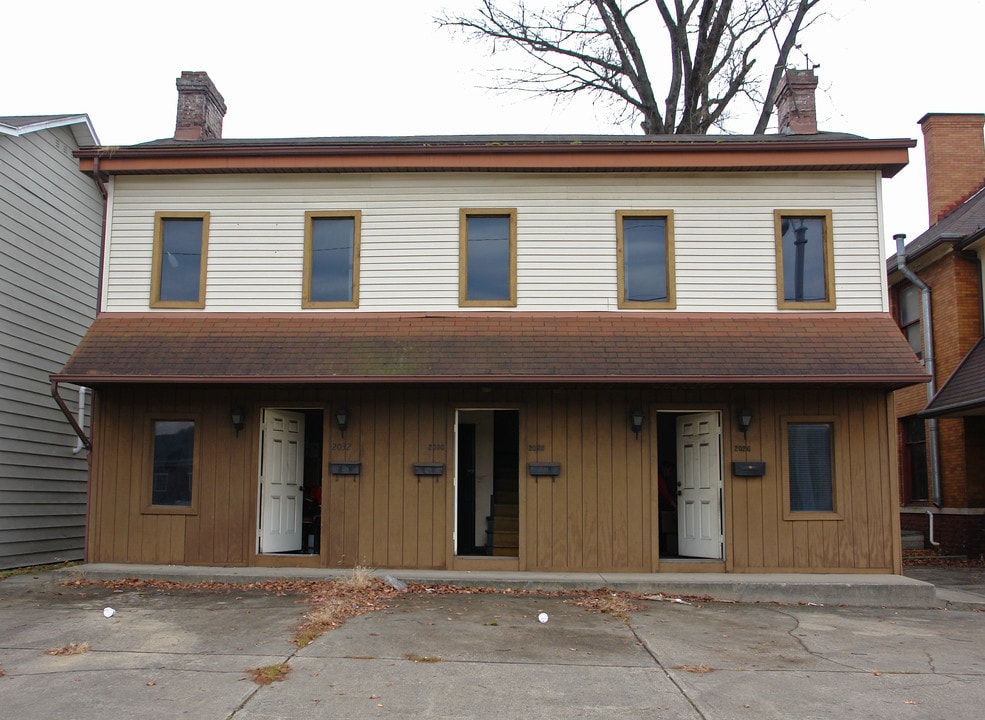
676 412 723 559
259 409 305 553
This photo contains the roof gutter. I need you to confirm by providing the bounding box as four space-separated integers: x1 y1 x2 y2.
75 138 914 178
51 372 928 387
895 233 941 507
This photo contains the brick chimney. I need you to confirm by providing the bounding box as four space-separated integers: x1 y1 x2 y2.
775 68 818 135
174 71 227 141
919 113 985 225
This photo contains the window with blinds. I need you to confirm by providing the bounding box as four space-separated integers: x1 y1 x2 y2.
787 422 834 512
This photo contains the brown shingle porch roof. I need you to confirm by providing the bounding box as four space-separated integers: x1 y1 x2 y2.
55 312 928 387
920 338 985 417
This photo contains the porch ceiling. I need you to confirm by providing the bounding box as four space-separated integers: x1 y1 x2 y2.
55 312 929 388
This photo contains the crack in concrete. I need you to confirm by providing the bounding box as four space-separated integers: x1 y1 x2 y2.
766 607 865 672
627 620 709 720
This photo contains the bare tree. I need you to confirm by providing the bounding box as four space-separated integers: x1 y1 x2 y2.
438 0 822 134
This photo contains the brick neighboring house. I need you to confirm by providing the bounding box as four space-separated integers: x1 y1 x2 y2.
889 113 985 557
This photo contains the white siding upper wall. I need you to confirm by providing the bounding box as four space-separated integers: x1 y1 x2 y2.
104 171 887 312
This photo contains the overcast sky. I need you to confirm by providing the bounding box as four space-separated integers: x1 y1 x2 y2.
7 1 984 254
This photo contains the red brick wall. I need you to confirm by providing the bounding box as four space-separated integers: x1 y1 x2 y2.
901 513 985 557
920 113 985 224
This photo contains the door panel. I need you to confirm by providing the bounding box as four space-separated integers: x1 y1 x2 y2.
677 412 723 559
260 409 305 553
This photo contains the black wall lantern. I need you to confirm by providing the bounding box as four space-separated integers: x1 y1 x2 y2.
335 407 349 437
630 410 645 439
231 407 246 437
737 408 754 438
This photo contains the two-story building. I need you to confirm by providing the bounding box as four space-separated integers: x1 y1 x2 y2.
56 71 925 574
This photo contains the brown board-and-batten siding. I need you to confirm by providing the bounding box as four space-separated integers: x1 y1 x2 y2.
726 387 900 573
86 383 901 574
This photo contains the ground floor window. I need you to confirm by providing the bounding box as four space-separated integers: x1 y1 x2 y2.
901 416 929 503
150 419 196 510
785 420 835 514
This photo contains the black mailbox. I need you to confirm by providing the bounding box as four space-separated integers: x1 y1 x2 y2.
529 462 561 477
413 463 445 476
330 462 361 476
732 461 766 477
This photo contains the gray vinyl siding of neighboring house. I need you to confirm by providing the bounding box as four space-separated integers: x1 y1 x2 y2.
0 117 102 569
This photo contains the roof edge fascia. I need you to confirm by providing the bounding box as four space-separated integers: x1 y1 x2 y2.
1 114 98 145
77 137 914 177
52 372 930 387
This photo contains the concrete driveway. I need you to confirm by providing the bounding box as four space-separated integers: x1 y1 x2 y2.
1 572 983 719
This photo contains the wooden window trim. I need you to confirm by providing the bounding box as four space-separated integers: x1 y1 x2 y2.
616 209 676 309
774 210 836 310
302 210 361 309
150 212 209 309
141 413 201 516
780 416 842 521
459 208 518 308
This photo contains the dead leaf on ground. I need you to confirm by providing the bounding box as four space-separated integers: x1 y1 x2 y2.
405 654 441 663
678 664 714 673
44 642 91 656
248 663 291 685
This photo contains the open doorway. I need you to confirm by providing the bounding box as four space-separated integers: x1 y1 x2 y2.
257 408 323 555
657 411 723 560
455 409 519 556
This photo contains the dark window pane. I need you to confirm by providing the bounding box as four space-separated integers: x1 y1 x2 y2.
467 216 510 301
310 217 354 302
160 218 203 302
903 416 929 502
780 217 827 302
152 420 194 506
623 217 667 302
788 423 833 512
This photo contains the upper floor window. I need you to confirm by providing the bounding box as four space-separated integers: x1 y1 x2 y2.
616 210 676 309
774 211 835 310
303 211 361 308
896 283 923 358
152 213 209 308
782 418 840 518
459 209 517 307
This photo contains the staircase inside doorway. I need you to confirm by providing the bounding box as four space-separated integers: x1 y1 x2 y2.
487 490 519 556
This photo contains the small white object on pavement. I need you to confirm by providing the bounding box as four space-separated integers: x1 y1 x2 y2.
103 607 116 618
537 612 549 623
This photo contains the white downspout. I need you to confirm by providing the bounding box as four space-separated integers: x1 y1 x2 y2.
73 386 88 455
894 234 942 508
926 508 941 548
